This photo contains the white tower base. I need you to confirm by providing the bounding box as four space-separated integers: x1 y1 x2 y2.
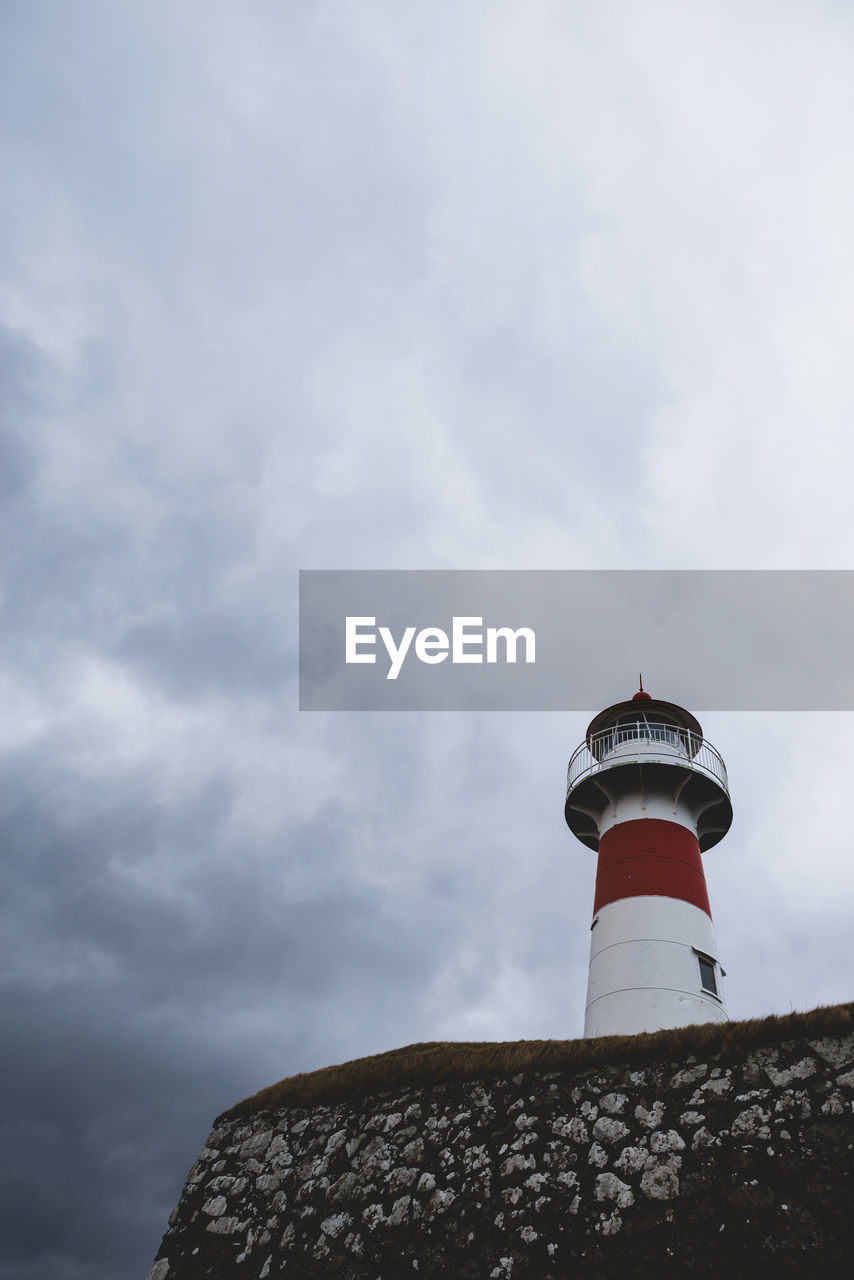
584 895 726 1038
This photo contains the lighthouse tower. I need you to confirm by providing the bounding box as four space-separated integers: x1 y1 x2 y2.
564 684 732 1038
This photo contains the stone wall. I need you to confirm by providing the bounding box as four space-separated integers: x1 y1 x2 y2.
148 1028 854 1277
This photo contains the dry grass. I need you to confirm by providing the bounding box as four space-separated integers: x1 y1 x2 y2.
221 1001 854 1123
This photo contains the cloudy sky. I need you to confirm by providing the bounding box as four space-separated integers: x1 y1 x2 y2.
4 2 854 1276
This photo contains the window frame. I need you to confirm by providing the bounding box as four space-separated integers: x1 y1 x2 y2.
693 948 722 1000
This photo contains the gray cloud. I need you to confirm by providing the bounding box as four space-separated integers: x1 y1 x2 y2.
3 3 854 1277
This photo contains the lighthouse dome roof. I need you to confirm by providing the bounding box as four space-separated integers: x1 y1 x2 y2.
585 695 703 744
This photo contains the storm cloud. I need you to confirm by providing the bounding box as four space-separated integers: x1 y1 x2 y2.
4 3 854 1276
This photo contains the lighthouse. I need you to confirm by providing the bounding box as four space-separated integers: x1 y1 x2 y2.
564 684 732 1038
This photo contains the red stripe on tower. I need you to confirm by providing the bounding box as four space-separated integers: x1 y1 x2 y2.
593 818 712 917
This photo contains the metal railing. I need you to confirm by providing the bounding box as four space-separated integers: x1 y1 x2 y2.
567 722 729 794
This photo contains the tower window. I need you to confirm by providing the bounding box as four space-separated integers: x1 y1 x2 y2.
611 714 685 750
697 955 718 995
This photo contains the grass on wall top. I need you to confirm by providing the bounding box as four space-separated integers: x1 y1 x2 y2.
220 1001 854 1123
